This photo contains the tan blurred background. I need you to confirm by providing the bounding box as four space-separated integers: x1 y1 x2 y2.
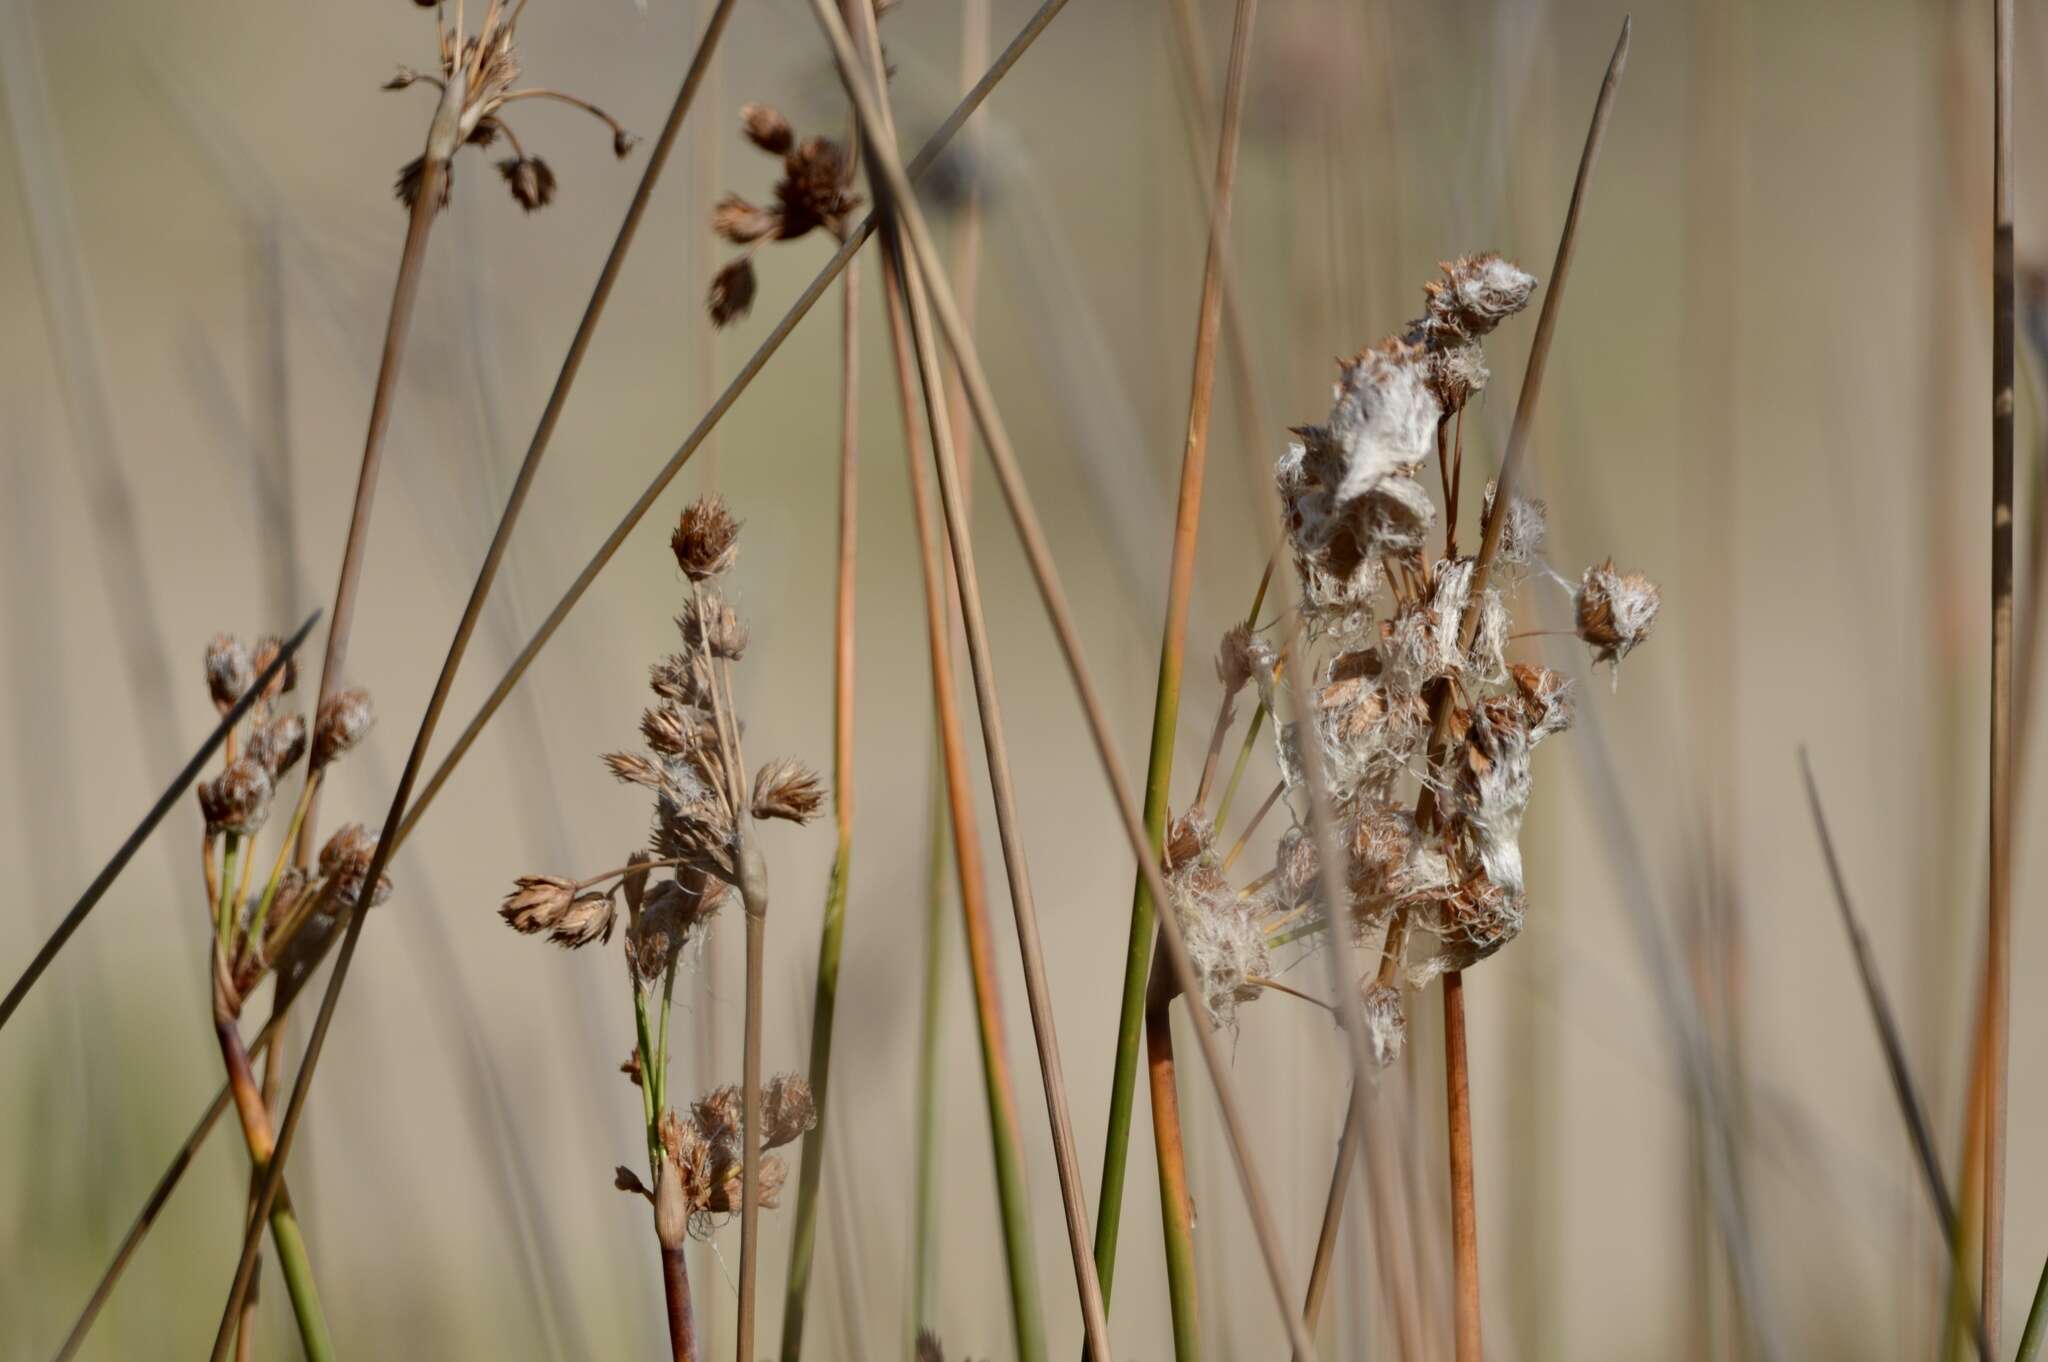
3 0 2045 1357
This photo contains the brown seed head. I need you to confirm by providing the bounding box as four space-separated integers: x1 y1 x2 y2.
1215 622 1259 697
760 1071 817 1148
1574 559 1661 664
394 154 453 212
671 495 742 580
497 155 557 211
751 760 823 824
548 892 617 949
775 136 859 239
708 256 757 328
605 750 667 789
500 874 577 936
200 758 275 835
1423 253 1537 341
248 713 308 779
650 652 718 709
320 823 393 908
205 634 254 713
249 635 299 703
677 594 747 660
312 687 376 769
740 103 793 156
710 193 778 245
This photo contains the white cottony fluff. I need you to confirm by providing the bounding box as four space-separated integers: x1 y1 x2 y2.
1328 343 1443 508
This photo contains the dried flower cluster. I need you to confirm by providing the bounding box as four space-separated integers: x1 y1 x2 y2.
494 494 820 1321
705 104 863 327
195 634 389 1018
384 0 638 213
1159 254 1661 1065
615 1074 816 1235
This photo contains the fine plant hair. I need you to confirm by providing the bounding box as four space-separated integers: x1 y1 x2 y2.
499 496 821 1362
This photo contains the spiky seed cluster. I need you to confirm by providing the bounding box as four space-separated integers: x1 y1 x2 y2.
384 0 637 214
499 494 819 970
1158 253 1661 1064
705 105 863 327
637 1074 815 1233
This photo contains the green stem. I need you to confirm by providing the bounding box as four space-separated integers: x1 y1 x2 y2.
240 779 319 973
779 831 851 1362
1212 702 1268 835
911 747 950 1338
215 834 243 958
1148 998 1200 1362
656 961 678 1119
633 977 660 1169
2018 1251 2048 1361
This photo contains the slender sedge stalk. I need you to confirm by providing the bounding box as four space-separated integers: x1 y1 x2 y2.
1091 0 1261 1336
1984 0 2016 1346
910 744 950 1338
2018 1254 2048 1362
881 244 1048 1362
1147 980 1200 1362
780 258 861 1362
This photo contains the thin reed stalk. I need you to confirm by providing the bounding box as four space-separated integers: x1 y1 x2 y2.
910 744 951 1339
779 259 861 1362
1093 0 1261 1342
1146 973 1200 1362
880 243 1049 1362
208 5 745 1346
848 1 1113 1351
1301 1088 1361 1335
1982 0 2015 1346
804 5 1317 1352
0 611 317 1034
1799 751 1988 1361
2020 1257 2048 1362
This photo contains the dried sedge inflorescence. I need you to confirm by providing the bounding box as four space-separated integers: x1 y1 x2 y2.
704 103 863 327
495 493 821 1273
383 0 638 214
1160 253 1662 1063
194 634 390 1017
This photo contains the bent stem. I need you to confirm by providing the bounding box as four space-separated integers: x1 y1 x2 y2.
213 1018 333 1362
780 259 861 1362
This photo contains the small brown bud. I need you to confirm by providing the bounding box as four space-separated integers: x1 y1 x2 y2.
751 760 823 824
615 1165 652 1200
248 635 299 702
708 256 757 328
622 850 655 915
613 128 640 159
671 495 742 580
605 751 667 789
650 653 716 708
320 823 393 909
740 103 793 156
383 65 424 91
497 156 557 212
1362 982 1407 1067
549 892 617 949
711 193 778 245
248 713 308 779
394 154 452 212
775 137 858 238
467 117 502 148
205 634 254 713
500 874 576 936
641 705 705 758
201 758 274 836
1215 622 1258 697
677 594 747 660
761 1072 817 1148
1575 559 1661 665
312 688 375 769
622 1049 645 1087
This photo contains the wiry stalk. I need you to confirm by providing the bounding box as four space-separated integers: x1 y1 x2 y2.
910 748 950 1339
208 4 745 1345
1983 0 2015 1346
1799 751 1988 1361
880 244 1048 1362
779 260 861 1362
845 1 1111 1352
806 3 1316 1351
1301 1087 1362 1335
1093 0 1261 1341
0 611 317 1034
736 845 770 1362
1146 970 1200 1362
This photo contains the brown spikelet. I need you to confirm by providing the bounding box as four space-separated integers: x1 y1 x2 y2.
750 760 823 824
711 193 778 245
606 751 667 789
708 256 757 328
740 103 793 155
497 155 557 211
671 495 742 580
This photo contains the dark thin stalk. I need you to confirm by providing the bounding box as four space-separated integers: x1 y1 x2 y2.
1983 0 2015 1347
1798 750 1988 1362
780 258 861 1362
1301 1088 1360 1336
0 610 318 1035
880 244 1048 1362
1092 0 1261 1338
807 4 1315 1352
207 6 747 1346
